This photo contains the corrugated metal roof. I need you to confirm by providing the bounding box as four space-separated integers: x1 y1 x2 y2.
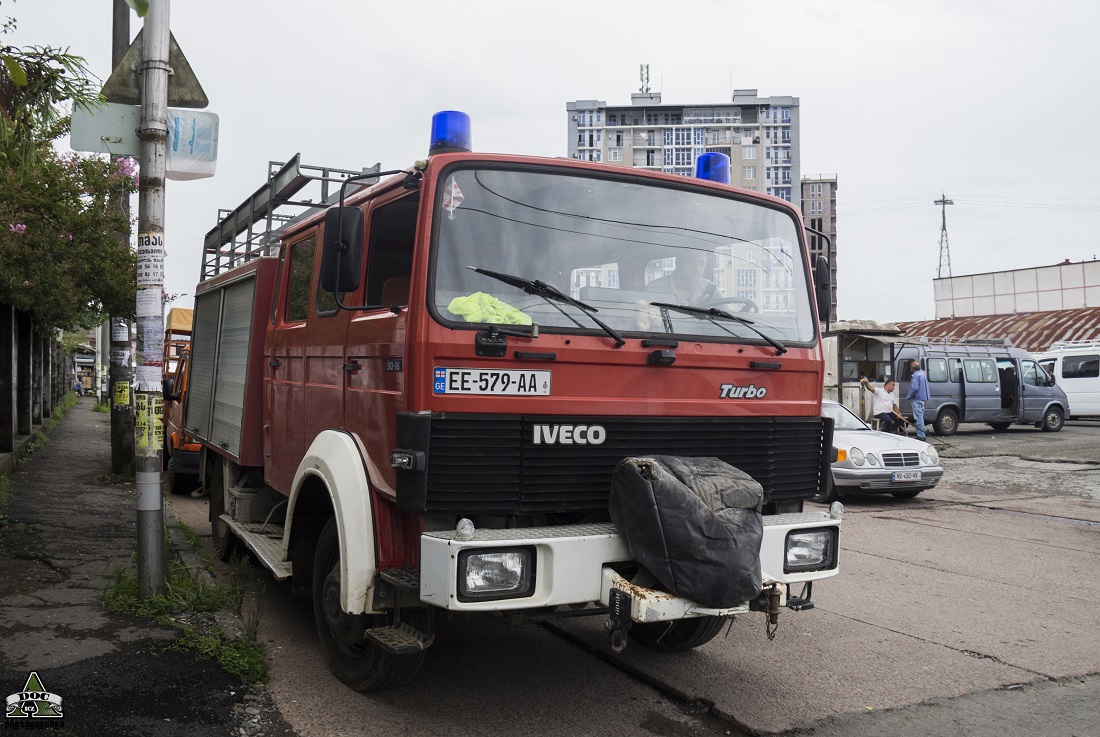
897 307 1100 353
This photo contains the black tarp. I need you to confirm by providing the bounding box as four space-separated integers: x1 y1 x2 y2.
609 456 764 609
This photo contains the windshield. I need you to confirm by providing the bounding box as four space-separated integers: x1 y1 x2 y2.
430 167 817 345
822 403 871 431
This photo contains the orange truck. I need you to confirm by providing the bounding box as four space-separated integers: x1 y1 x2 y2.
162 307 200 495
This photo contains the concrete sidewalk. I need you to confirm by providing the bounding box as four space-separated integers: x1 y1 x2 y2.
0 396 259 735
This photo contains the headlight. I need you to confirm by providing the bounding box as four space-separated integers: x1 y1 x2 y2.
926 445 939 464
920 451 930 465
867 453 879 466
785 528 838 573
849 447 866 466
457 547 535 601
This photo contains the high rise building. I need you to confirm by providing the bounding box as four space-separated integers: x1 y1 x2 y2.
801 176 838 319
566 88 800 207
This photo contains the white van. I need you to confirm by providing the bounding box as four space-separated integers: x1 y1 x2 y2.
1034 340 1100 418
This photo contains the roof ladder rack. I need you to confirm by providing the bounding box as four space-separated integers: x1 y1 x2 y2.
200 154 379 282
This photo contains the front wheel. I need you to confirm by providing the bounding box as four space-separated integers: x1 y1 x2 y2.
933 408 959 436
989 422 1011 432
313 517 424 691
629 615 727 652
1041 406 1064 432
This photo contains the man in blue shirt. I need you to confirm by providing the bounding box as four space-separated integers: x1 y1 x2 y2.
907 360 931 440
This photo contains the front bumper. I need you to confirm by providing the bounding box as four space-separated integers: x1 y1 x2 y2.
832 465 943 491
418 512 841 618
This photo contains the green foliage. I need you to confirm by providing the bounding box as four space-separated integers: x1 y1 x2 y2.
0 10 136 331
124 0 150 18
92 401 110 413
101 555 269 684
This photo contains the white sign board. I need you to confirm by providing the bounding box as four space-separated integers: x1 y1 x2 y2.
70 103 218 181
166 110 219 180
70 102 140 156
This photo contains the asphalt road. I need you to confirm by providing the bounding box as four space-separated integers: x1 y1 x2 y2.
170 419 1100 737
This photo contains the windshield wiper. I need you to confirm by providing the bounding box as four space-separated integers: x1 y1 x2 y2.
650 302 787 356
468 266 626 348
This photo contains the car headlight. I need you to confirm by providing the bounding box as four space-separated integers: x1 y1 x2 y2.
925 445 939 464
785 528 838 572
920 451 930 465
458 547 535 601
849 447 865 466
867 453 879 466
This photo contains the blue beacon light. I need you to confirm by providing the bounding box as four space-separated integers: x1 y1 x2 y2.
694 152 731 184
429 111 472 155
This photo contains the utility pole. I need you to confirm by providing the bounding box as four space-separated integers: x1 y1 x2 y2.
135 0 169 598
935 193 953 279
109 0 135 477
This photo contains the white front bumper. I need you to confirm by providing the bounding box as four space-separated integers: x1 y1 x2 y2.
419 512 840 614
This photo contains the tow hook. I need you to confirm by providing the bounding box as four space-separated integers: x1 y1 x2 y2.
605 587 632 653
764 584 782 640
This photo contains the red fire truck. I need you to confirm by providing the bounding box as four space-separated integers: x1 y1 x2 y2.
186 112 841 691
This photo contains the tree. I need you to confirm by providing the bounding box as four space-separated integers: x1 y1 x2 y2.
0 6 137 330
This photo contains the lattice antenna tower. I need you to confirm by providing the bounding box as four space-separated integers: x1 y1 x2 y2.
639 64 650 94
935 193 954 278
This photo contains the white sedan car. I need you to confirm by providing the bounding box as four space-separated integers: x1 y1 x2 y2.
817 401 944 502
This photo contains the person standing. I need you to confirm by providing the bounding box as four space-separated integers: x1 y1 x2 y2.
907 360 931 440
859 377 904 433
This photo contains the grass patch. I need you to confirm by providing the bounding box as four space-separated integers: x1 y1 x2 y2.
92 402 111 413
100 554 268 684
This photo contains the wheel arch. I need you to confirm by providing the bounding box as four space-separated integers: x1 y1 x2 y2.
286 429 378 615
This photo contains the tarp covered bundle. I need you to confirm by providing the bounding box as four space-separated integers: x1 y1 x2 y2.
609 456 764 609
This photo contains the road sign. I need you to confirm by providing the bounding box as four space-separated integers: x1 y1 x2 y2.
101 28 209 108
70 102 140 156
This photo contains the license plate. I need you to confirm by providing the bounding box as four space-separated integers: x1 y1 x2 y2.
434 368 551 395
892 470 921 482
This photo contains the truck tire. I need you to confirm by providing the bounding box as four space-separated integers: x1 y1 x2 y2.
167 455 189 496
933 408 959 436
811 473 838 504
628 615 727 652
208 456 239 560
1041 406 1064 432
988 422 1011 432
312 517 424 691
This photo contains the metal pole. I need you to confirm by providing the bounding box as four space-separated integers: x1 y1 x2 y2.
109 0 136 477
135 0 169 599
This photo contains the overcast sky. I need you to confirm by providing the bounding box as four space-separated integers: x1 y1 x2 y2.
10 0 1100 324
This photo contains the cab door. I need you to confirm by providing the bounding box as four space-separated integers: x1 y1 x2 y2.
265 237 314 494
1019 359 1052 420
343 193 419 501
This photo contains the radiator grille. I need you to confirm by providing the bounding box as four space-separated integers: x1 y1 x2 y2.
412 414 830 515
882 451 920 468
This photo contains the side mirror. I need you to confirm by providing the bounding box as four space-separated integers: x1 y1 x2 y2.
162 376 177 401
321 206 364 293
814 255 831 322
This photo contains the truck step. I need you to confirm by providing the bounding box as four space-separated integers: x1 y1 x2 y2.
364 621 431 655
379 568 420 593
224 518 292 580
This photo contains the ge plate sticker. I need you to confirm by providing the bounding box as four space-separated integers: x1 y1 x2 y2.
434 368 550 395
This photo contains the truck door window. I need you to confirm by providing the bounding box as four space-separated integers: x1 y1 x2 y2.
285 238 315 323
926 358 947 382
365 195 418 305
1021 360 1044 387
1063 354 1100 379
964 358 996 383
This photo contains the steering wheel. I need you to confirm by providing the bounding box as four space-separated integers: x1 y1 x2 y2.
698 296 759 313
